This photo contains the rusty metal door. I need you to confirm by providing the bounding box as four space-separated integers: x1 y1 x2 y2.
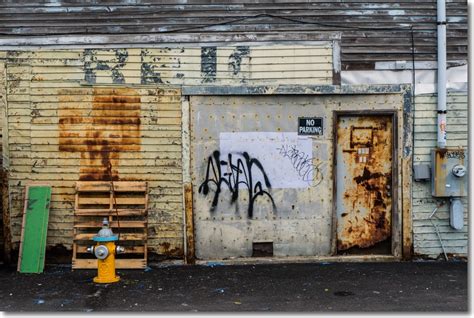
335 115 394 254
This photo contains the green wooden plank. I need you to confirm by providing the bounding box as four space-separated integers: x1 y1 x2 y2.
18 185 51 273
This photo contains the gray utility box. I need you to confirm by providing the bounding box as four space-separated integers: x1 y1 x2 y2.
431 148 468 197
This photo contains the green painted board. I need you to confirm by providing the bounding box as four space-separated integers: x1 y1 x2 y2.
18 185 52 273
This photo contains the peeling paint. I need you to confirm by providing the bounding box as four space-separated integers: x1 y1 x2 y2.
140 49 163 84
83 49 127 84
403 86 412 157
200 47 216 83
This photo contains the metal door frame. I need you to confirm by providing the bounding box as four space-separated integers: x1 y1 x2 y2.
331 110 401 258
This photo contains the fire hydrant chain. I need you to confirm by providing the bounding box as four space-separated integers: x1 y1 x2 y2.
87 218 124 284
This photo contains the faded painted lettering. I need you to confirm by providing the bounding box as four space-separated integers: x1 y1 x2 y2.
201 47 217 83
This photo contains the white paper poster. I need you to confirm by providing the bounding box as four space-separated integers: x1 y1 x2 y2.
219 132 315 189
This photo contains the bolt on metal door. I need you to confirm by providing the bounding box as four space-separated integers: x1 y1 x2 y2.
335 115 393 254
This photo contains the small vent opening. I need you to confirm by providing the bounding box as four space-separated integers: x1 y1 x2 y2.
252 242 273 257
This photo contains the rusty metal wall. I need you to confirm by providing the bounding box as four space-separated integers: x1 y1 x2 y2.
413 92 468 258
190 93 405 259
0 43 333 257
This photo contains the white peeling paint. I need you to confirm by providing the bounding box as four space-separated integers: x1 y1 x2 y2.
388 10 406 16
341 65 467 94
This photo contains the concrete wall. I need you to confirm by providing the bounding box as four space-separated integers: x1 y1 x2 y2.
412 92 468 258
189 92 408 259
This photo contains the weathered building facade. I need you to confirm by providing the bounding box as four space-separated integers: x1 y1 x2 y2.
0 1 468 263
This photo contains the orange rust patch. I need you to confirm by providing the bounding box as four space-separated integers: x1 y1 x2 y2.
58 87 141 181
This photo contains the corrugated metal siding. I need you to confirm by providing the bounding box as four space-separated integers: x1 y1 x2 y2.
413 92 468 258
2 43 332 256
0 1 467 69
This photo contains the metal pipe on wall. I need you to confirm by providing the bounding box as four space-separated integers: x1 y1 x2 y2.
437 0 447 148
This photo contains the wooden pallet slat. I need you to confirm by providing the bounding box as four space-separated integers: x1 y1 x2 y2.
72 258 147 269
75 181 147 192
77 197 147 205
74 208 146 216
74 220 146 228
72 181 148 270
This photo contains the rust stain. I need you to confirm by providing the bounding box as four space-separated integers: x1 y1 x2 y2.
338 116 392 251
59 87 141 181
159 242 182 256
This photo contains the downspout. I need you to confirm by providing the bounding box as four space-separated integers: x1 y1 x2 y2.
437 0 447 148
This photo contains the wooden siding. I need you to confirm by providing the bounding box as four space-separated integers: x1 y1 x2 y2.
5 46 333 86
412 92 468 258
1 43 332 256
0 1 467 69
6 82 184 255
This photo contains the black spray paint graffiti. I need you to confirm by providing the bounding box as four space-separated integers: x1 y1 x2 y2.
199 151 276 218
276 144 324 186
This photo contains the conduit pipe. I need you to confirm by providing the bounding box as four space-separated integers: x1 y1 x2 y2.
437 0 447 148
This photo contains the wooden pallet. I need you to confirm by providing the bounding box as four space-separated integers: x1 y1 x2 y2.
72 181 148 269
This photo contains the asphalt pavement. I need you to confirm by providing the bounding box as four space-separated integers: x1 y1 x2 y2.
0 260 468 312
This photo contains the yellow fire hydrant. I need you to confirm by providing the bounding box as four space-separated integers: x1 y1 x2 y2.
87 218 124 284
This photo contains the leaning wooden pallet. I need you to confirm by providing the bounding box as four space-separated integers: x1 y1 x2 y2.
72 181 148 269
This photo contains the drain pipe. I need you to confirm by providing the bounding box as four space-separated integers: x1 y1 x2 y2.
437 0 447 148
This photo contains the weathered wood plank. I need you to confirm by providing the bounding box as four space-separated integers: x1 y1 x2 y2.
75 209 146 216
74 221 146 228
72 258 146 269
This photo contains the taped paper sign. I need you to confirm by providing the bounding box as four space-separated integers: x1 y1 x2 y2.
219 132 316 189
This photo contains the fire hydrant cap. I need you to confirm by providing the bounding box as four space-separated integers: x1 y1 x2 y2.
93 228 118 242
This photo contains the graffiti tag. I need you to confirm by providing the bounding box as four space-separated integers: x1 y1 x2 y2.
276 144 324 186
199 151 276 218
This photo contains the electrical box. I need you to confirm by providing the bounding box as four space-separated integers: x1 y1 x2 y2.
431 148 468 197
414 163 430 181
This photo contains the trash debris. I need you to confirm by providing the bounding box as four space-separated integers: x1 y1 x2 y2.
206 262 224 267
234 301 241 305
181 303 189 307
144 266 152 272
324 288 329 292
321 262 331 265
35 299 45 305
373 291 380 294
214 288 226 294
